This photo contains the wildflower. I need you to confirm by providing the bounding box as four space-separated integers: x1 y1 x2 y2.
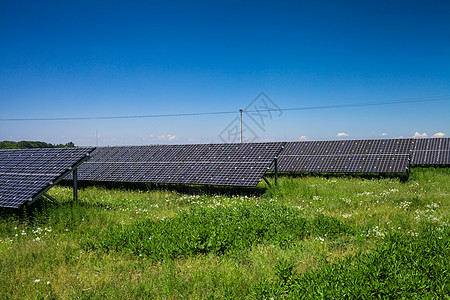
34 279 40 283
315 237 325 244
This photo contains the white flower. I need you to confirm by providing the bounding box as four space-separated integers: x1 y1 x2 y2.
34 279 40 283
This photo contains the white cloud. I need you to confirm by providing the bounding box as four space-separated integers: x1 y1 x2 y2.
432 132 445 138
412 132 428 138
299 136 308 141
157 134 176 141
381 133 388 136
337 133 349 137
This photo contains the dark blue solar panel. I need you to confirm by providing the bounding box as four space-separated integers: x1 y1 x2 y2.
275 139 412 173
0 148 95 208
409 138 450 165
69 143 284 187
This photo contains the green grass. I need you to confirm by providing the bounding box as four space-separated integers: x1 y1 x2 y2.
86 203 351 259
0 167 449 299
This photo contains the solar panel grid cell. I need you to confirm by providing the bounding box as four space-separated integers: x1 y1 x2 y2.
129 147 145 162
440 151 450 164
330 141 339 154
378 139 391 154
94 147 115 162
430 138 440 149
380 140 389 154
366 140 374 154
339 141 348 154
352 140 363 155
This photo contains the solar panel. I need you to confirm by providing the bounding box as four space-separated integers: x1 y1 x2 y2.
276 153 410 173
409 138 450 165
0 148 95 208
68 143 284 187
274 139 411 173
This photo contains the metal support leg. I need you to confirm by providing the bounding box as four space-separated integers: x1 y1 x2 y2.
274 158 278 187
262 176 272 187
73 168 78 202
407 156 411 177
43 193 59 204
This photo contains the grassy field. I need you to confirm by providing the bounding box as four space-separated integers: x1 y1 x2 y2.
0 167 449 299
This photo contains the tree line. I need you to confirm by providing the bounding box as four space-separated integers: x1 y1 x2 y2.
0 141 75 149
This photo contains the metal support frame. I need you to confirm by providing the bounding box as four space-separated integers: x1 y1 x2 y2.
262 176 271 187
43 193 59 204
73 168 78 202
406 154 412 177
38 167 79 205
274 157 278 187
27 152 91 206
261 144 284 188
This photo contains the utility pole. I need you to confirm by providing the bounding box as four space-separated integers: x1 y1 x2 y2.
239 109 243 143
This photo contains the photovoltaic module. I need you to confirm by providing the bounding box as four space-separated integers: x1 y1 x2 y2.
0 148 94 208
274 139 412 173
68 143 285 187
409 137 449 165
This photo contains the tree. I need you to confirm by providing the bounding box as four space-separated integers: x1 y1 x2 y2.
0 141 76 149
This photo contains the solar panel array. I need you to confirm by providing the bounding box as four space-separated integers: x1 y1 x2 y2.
0 148 94 208
274 139 412 173
409 137 450 165
69 143 284 187
59 138 448 189
1 138 446 208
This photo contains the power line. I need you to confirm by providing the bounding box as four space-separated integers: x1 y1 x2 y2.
0 110 237 121
254 95 450 113
1 95 449 122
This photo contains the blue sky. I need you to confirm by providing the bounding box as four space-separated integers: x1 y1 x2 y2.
1 0 449 146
